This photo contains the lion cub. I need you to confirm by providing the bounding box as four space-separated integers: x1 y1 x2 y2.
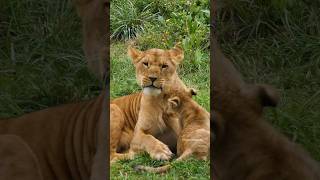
135 87 210 173
166 88 210 160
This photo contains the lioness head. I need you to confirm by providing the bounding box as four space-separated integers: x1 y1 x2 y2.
128 44 184 95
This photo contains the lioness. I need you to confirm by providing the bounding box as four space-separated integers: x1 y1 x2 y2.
211 36 320 180
134 87 210 173
110 44 190 162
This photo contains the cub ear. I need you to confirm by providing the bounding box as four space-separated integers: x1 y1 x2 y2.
257 84 280 107
168 97 180 108
128 46 143 64
189 88 197 96
169 42 184 64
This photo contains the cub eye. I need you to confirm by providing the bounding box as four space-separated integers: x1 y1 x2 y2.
143 62 148 67
162 64 168 69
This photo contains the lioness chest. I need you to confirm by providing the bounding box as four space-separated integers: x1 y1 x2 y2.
135 94 169 135
138 104 167 135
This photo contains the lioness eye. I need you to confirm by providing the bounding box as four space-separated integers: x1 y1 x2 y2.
162 64 168 69
143 62 148 67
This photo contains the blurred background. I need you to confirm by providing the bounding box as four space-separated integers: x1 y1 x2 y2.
0 0 101 119
217 0 320 160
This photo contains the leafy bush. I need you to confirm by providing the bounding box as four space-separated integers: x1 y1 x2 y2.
110 0 158 40
111 0 210 63
133 0 209 64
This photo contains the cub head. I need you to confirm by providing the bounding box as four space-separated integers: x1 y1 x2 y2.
166 88 196 112
128 44 184 95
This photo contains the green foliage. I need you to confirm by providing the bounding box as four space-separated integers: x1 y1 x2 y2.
111 0 158 40
135 0 210 63
111 0 210 63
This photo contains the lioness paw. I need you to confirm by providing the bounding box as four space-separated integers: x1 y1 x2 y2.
149 143 173 160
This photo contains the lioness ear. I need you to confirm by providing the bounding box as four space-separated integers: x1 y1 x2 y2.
168 97 180 108
257 84 280 107
128 46 143 64
169 43 184 64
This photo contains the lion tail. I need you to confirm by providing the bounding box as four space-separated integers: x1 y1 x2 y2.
133 164 171 173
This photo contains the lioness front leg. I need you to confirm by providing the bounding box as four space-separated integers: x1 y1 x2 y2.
130 129 173 160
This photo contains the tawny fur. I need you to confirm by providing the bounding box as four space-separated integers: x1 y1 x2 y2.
168 89 210 160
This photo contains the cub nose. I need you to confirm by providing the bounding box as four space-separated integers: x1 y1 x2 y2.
149 77 157 82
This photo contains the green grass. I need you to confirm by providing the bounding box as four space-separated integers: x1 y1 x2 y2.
218 0 320 161
110 42 210 179
111 154 210 180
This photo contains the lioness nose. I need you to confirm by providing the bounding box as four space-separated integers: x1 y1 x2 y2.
149 77 157 82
